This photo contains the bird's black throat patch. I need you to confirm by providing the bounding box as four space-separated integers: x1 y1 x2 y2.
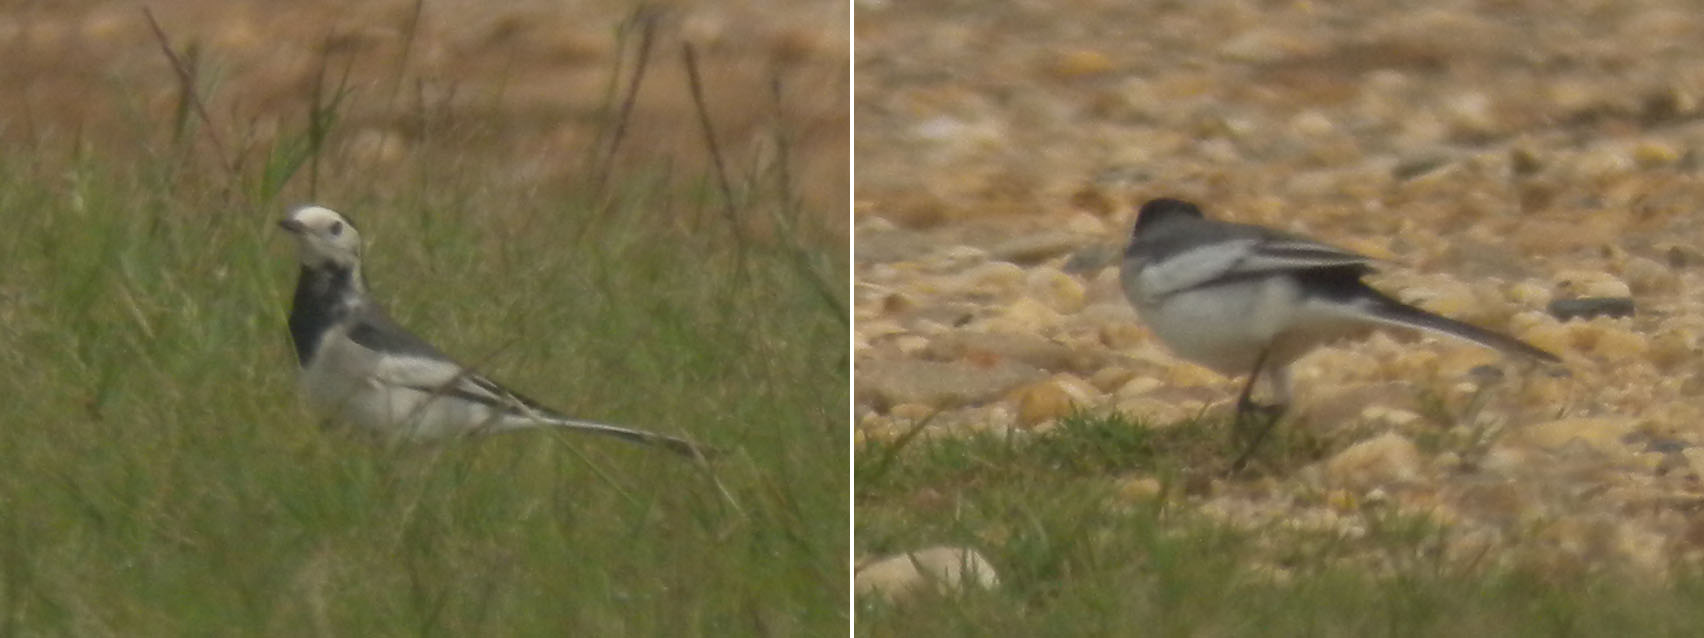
288 264 358 366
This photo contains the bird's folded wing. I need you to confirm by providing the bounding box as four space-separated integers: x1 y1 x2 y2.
369 351 547 416
1141 236 1377 297
1136 238 1258 296
1241 236 1376 272
358 329 704 456
348 310 561 416
348 314 452 360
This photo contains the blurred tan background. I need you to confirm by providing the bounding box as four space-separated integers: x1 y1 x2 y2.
1 0 847 223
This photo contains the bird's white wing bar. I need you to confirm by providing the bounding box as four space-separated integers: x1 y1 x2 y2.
368 352 515 409
1137 238 1262 297
1239 237 1376 272
370 351 477 391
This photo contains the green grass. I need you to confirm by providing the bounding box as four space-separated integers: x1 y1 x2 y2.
857 412 1704 637
0 137 846 633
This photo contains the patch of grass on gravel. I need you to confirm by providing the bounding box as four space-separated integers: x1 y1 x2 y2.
857 412 1704 637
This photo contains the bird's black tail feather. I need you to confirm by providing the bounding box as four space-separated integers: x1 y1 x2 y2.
1360 297 1561 363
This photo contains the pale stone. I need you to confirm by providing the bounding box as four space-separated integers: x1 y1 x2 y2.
1621 255 1676 294
1218 28 1315 63
1011 380 1075 427
855 547 1000 602
1553 270 1632 299
857 358 1047 410
1099 321 1148 350
1582 278 1634 299
1519 417 1637 457
1632 141 1681 168
1089 366 1137 393
1026 267 1088 314
980 298 1065 333
894 335 930 355
1115 376 1164 399
1326 432 1425 488
1649 330 1696 369
1588 325 1648 362
989 232 1085 265
1049 48 1115 78
927 331 1088 372
1117 476 1164 502
1010 373 1097 425
958 261 1025 295
1325 488 1357 512
1289 110 1337 137
889 403 935 421
1515 323 1573 359
1113 396 1196 427
1682 448 1704 480
1063 213 1108 235
1166 362 1226 389
1360 406 1421 427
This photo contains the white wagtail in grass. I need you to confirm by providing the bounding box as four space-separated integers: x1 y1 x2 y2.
1120 198 1560 469
279 204 704 457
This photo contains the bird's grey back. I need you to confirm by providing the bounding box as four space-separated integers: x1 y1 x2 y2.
346 310 452 362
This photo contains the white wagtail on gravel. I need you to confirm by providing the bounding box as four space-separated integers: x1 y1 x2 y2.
279 204 703 457
1120 198 1560 468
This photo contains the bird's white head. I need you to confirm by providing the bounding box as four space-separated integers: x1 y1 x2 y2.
280 205 362 270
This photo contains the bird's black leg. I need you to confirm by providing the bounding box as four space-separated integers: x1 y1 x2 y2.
1230 347 1284 472
1233 349 1266 423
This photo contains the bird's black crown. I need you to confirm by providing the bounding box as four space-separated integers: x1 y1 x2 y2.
1133 198 1204 236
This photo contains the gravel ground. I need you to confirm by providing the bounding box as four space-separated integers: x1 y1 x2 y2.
856 0 1704 576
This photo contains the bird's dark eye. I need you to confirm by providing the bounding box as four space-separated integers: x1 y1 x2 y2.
329 221 344 236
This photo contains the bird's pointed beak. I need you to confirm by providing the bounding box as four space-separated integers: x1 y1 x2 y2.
279 219 307 234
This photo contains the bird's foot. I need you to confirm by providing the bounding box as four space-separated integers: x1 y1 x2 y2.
1232 400 1285 436
1227 402 1286 474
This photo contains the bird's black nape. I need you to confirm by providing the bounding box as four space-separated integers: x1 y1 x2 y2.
1133 198 1204 236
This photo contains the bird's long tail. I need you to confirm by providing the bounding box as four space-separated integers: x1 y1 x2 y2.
539 416 708 458
1359 297 1561 363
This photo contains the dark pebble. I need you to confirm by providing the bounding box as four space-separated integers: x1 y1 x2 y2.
1547 297 1635 321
